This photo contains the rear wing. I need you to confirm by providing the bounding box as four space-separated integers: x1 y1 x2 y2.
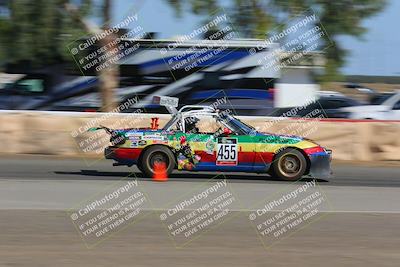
152 96 179 114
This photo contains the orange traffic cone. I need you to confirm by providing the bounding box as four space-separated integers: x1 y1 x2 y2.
153 162 168 182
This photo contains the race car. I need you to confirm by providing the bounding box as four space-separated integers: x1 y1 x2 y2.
92 105 332 181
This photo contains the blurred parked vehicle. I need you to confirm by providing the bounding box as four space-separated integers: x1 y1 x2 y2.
270 94 361 118
0 72 149 111
345 83 377 94
369 92 396 105
340 90 400 120
317 90 346 98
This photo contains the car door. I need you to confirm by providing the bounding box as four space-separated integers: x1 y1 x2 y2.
180 114 257 172
184 132 217 170
176 114 218 171
182 132 257 172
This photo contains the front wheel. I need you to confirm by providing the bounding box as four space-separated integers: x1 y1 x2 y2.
272 148 307 181
140 146 175 177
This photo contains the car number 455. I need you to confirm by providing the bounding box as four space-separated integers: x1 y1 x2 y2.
216 144 238 166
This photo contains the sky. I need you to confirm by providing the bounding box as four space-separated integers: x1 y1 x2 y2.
111 0 399 76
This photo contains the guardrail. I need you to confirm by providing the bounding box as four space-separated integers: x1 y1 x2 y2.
0 111 399 161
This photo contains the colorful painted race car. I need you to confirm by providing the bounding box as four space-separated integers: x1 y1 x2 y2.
92 105 332 181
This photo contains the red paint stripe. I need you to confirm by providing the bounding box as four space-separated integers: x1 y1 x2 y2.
114 148 275 164
254 151 274 164
194 150 274 164
195 151 257 162
238 152 255 162
194 151 215 162
303 146 324 155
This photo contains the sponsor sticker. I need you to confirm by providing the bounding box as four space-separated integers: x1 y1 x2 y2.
205 138 215 155
153 140 168 144
142 134 166 141
126 132 143 137
130 140 147 147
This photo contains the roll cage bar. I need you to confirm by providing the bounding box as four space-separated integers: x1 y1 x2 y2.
163 105 252 135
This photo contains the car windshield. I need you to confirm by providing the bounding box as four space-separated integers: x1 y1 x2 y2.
221 114 255 135
163 111 257 135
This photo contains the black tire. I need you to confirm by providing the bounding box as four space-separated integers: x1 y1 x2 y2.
272 148 307 181
136 163 144 174
267 168 276 178
140 146 175 177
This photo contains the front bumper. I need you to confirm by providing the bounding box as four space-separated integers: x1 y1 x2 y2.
307 149 332 179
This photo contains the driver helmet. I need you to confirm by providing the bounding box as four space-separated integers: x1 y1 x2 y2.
185 117 200 133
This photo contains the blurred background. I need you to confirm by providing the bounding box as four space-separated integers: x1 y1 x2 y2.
0 0 398 117
0 0 399 161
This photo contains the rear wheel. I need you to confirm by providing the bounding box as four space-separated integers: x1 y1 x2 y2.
272 148 307 181
140 146 175 177
137 163 144 174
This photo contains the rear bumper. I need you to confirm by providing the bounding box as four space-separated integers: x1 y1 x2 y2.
307 149 332 179
104 146 141 166
105 147 116 159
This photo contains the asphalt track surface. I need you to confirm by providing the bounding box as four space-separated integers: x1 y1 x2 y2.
1 156 400 267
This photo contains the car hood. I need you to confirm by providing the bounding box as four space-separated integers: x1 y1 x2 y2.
257 131 304 143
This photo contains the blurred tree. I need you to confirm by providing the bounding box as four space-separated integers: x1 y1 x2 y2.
0 0 91 69
275 0 387 82
64 0 117 111
165 0 387 82
99 0 118 111
0 0 118 112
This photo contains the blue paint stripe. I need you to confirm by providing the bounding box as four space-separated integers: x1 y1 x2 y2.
192 162 269 172
309 152 329 156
